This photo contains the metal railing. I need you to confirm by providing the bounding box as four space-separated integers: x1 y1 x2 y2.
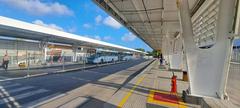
231 47 240 63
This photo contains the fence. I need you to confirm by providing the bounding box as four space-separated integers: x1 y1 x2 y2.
231 46 240 63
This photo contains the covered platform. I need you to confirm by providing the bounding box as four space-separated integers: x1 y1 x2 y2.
0 0 240 107
93 0 240 107
35 60 239 108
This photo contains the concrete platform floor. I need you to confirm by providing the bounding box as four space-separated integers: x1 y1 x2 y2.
104 60 197 108
36 60 240 108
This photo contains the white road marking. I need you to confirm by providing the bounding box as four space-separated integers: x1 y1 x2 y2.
1 83 21 89
84 70 109 75
70 77 91 82
0 81 11 85
2 98 12 108
0 89 49 105
23 93 65 108
7 86 35 94
0 85 21 107
29 94 66 108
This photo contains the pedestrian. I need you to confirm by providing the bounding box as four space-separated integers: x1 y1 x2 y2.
0 60 2 69
2 54 9 71
160 53 163 65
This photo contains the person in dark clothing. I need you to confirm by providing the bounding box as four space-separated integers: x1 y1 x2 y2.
160 53 163 65
2 54 9 71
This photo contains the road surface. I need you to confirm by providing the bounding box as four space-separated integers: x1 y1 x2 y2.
0 59 147 108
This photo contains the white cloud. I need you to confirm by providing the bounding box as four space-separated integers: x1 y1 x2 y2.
68 27 77 33
121 32 137 42
95 15 102 24
32 20 64 31
103 36 111 41
94 36 101 40
103 16 122 29
93 36 112 41
83 23 91 29
0 0 73 16
83 35 90 38
82 35 111 41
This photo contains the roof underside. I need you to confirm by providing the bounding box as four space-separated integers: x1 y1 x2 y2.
94 0 200 50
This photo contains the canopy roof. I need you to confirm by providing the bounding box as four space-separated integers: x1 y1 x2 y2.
93 0 202 50
0 16 145 54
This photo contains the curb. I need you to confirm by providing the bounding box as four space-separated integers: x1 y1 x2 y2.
5 63 84 71
0 61 129 82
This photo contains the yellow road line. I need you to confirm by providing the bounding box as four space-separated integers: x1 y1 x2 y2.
117 75 145 108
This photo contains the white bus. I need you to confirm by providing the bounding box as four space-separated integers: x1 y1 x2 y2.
87 49 118 64
120 52 134 61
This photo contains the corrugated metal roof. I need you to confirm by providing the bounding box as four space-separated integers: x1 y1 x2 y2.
93 0 199 50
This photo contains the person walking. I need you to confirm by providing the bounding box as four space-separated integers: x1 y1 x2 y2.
160 53 163 65
2 54 9 71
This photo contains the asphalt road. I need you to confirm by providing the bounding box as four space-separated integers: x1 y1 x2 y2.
0 59 147 108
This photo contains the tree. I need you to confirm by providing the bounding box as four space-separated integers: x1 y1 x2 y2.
146 51 152 56
151 50 161 57
135 48 145 52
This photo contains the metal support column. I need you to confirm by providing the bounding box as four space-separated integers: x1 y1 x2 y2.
40 41 48 65
72 45 78 63
169 36 184 70
179 0 235 98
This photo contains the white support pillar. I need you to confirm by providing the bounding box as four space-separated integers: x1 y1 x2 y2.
161 36 169 64
162 35 172 66
40 41 48 64
72 45 78 62
179 0 235 98
169 36 184 70
166 37 174 68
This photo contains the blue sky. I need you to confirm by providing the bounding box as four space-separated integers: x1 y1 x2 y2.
0 0 239 52
0 0 152 51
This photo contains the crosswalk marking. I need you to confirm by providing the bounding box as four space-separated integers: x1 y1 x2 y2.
0 84 21 107
0 82 57 107
0 89 49 105
7 86 35 94
0 81 11 85
1 83 21 89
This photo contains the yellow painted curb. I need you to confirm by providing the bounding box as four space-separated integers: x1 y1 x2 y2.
147 90 187 108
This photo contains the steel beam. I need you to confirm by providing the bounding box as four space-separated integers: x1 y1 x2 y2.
127 20 179 24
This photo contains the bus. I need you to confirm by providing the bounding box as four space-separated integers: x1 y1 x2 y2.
87 49 118 64
120 52 134 61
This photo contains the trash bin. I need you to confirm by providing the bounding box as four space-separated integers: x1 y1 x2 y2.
182 71 188 81
19 62 27 69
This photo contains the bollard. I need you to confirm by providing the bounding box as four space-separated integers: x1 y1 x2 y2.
62 52 65 70
171 75 177 94
27 53 30 77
